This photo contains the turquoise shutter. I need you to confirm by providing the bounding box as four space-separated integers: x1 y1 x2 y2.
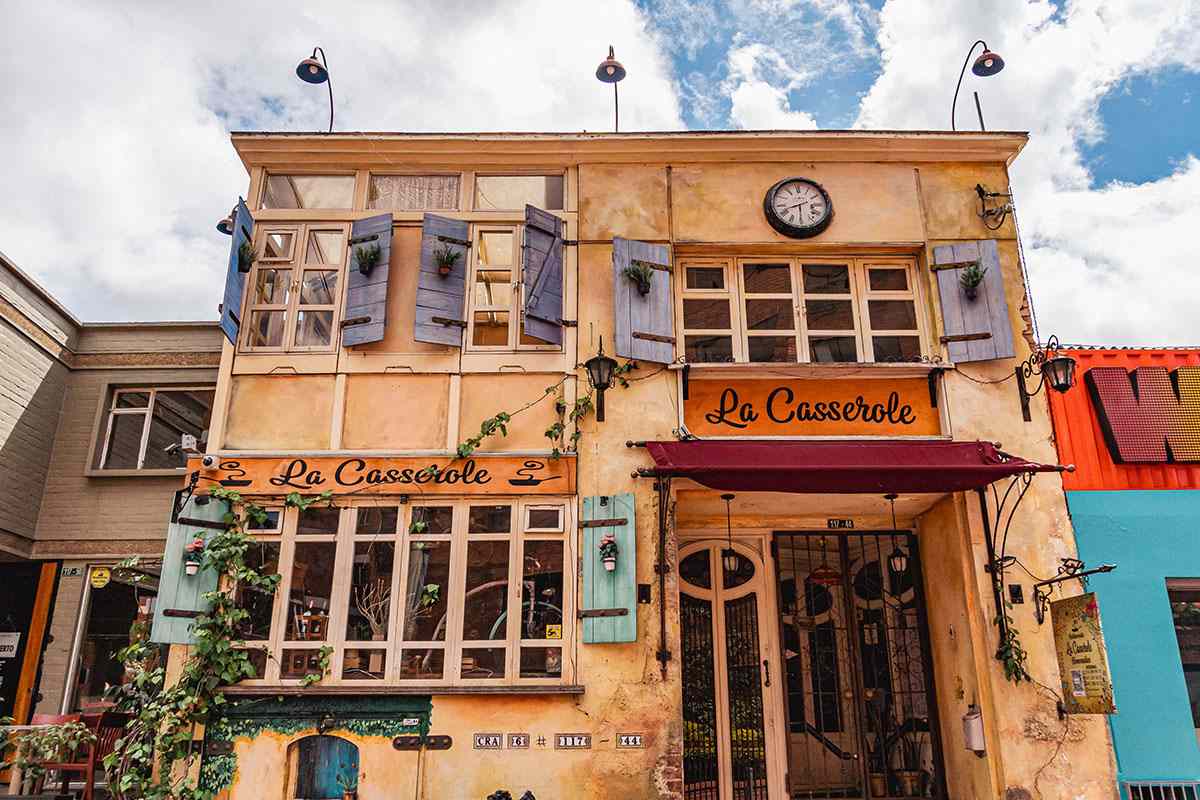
581 494 636 644
150 493 229 645
219 198 254 345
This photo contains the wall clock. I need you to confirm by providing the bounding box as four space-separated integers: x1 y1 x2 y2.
763 177 833 239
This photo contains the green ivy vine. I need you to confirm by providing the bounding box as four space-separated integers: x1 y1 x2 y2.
995 603 1031 684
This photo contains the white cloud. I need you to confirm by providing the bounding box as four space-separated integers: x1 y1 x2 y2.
0 0 683 321
725 43 819 128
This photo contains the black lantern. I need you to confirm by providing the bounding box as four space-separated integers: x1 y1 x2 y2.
1016 335 1077 422
584 337 619 422
952 39 1005 130
721 493 739 573
295 47 334 133
595 45 626 132
884 494 909 575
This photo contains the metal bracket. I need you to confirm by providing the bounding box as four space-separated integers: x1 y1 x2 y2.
1032 561 1117 624
163 609 202 619
340 315 371 328
930 259 980 273
682 363 691 401
432 316 468 329
559 319 578 328
348 233 379 246
577 608 629 619
581 518 627 528
927 368 944 409
436 235 471 248
632 331 675 344
940 332 992 344
178 516 228 531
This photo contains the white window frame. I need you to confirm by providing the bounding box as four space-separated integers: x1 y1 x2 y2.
97 386 215 471
464 224 562 353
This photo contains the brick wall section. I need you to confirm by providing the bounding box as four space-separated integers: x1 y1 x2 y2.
34 564 86 715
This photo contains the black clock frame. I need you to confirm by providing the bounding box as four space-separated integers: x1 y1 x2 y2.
763 177 834 239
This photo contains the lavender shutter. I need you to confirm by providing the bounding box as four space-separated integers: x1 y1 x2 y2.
218 198 253 345
414 213 469 346
932 240 1014 363
342 213 393 346
613 237 674 363
522 205 564 345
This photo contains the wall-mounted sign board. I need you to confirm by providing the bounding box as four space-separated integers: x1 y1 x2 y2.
188 455 575 496
1086 366 1200 463
1051 592 1116 714
683 378 940 438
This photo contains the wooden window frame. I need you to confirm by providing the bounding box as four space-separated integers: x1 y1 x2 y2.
239 497 575 688
464 223 561 353
471 172 567 212
95 386 215 471
366 173 462 212
678 258 742 363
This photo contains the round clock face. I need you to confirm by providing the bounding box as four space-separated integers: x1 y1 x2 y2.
763 177 833 238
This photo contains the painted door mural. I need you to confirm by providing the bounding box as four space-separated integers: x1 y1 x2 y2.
680 542 774 800
774 532 944 799
293 735 359 799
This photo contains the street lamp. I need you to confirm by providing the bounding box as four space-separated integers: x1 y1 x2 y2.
296 47 334 134
584 337 619 422
595 45 626 132
952 40 1005 131
1016 335 1077 421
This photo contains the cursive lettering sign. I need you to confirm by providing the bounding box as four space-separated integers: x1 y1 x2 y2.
269 457 492 489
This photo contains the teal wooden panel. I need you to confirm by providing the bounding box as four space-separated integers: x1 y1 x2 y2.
150 494 229 645
581 493 636 644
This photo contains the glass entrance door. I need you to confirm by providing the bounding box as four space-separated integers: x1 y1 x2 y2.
680 542 773 800
774 532 944 799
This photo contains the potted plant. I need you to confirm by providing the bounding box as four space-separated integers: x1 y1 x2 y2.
337 767 358 800
354 243 382 275
599 533 619 571
237 241 256 273
622 261 655 296
434 244 462 277
895 730 925 796
959 262 987 301
183 536 205 576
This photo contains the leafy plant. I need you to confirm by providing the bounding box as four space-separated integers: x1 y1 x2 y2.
434 244 462 275
337 766 358 793
183 536 205 564
959 263 987 299
995 604 1031 683
622 261 655 296
285 490 334 512
237 241 256 273
299 646 334 688
354 243 382 274
599 533 619 561
3 721 97 781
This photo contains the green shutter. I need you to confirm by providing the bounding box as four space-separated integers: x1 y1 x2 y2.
581 493 636 644
150 493 229 645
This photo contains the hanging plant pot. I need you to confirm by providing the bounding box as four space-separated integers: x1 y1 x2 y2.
959 263 987 303
434 244 462 278
184 561 200 576
622 262 655 297
603 556 617 572
598 533 619 572
963 284 979 301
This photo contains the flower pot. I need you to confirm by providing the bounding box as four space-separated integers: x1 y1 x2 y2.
603 557 617 572
868 773 887 796
896 769 922 796
635 279 651 296
342 791 357 800
184 562 200 576
963 284 979 301
438 264 453 277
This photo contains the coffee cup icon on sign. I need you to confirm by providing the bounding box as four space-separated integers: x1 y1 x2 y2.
508 460 561 487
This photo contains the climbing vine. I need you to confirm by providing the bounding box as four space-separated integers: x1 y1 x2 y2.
101 488 331 800
995 603 1031 684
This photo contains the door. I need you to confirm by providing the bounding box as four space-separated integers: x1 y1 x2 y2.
774 532 945 799
680 541 776 800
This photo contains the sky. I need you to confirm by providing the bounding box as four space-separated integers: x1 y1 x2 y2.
1 0 1197 345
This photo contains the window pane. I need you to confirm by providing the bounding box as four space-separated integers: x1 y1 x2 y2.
402 541 451 641
745 299 794 330
298 507 340 534
743 263 791 294
103 413 145 468
474 270 513 308
241 647 268 679
262 175 355 210
748 336 798 363
802 264 850 294
474 176 563 211
805 299 855 330
262 232 293 260
142 390 215 469
478 232 514 266
685 335 733 363
680 549 711 589
247 510 281 531
463 540 510 640
342 648 387 680
809 336 858 363
295 310 333 347
527 507 563 531
285 542 336 641
683 299 731 330
300 270 339 305
368 175 460 211
461 647 506 679
305 231 345 265
235 541 281 640
398 648 444 680
469 505 511 534
868 300 918 331
472 312 509 346
247 311 286 347
521 541 564 639
280 649 326 680
520 647 562 678
115 391 150 409
410 506 453 536
356 507 399 536
686 267 725 290
873 336 922 362
254 269 290 305
868 268 908 291
346 541 395 641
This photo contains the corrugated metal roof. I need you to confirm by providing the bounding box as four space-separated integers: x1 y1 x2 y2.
1049 348 1200 491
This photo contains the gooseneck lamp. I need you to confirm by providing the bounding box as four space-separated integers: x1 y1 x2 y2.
296 47 334 134
595 45 626 133
216 206 236 236
1015 334 1077 422
721 494 739 574
583 336 619 422
952 39 1005 131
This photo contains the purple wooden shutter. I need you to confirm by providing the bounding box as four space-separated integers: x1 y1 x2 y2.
522 205 564 346
932 240 1014 363
613 237 674 363
414 213 469 346
342 213 393 347
219 198 253 345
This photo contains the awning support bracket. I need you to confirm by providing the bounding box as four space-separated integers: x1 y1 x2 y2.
654 477 672 677
1032 560 1116 625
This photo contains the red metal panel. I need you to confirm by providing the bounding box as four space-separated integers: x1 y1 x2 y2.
1048 348 1200 490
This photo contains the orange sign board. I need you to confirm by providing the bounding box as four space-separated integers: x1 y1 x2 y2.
186 455 575 496
683 378 940 437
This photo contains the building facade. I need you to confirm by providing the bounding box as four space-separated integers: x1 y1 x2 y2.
0 253 221 727
160 131 1119 800
1049 347 1200 793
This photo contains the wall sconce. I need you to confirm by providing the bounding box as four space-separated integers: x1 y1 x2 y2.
1016 335 1077 422
584 337 618 422
216 206 236 236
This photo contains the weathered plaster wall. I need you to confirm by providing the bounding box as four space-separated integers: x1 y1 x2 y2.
224 375 335 450
343 374 449 450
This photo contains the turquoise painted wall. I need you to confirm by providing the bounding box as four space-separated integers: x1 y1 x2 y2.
1068 490 1200 781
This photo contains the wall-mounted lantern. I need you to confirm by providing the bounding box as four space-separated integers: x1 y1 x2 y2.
884 494 909 575
1016 335 1077 421
584 337 619 422
721 493 739 573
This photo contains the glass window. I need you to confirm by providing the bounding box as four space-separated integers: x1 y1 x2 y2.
262 174 355 209
97 388 215 470
474 175 564 211
681 262 735 363
368 175 459 210
1170 583 1200 729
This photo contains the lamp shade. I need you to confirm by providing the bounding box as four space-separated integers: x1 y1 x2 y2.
971 49 1005 77
296 55 329 84
216 212 234 236
596 46 626 83
1043 354 1077 394
888 548 909 575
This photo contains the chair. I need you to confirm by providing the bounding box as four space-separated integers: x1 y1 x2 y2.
26 712 128 800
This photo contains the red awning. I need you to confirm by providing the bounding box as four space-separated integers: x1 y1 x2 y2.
641 440 1066 494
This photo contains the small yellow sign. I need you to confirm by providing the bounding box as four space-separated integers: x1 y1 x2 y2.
89 567 111 589
545 624 563 640
1051 592 1116 714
